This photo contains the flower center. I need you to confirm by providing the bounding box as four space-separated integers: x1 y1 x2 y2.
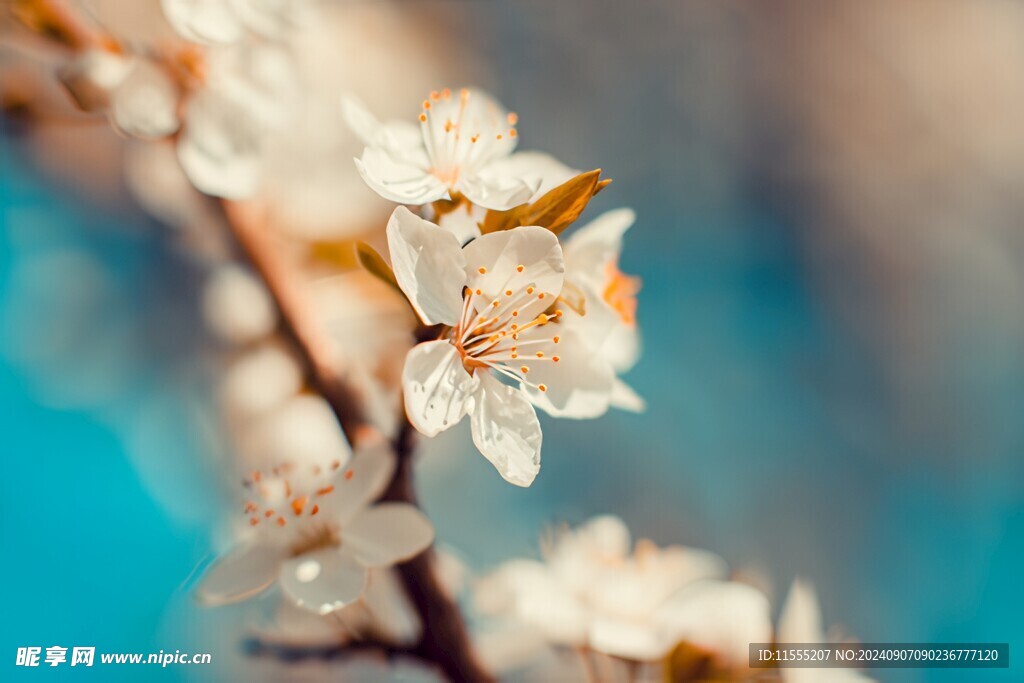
242 459 349 529
418 88 518 185
603 261 641 326
449 274 565 394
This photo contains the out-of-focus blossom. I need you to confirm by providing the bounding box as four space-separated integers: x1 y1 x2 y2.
55 1 302 199
778 580 874 683
387 207 614 486
561 208 644 411
201 264 277 345
197 436 433 614
346 89 569 210
310 270 416 439
161 0 312 45
475 515 770 667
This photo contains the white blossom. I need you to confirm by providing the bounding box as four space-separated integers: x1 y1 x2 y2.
197 436 433 614
386 207 614 486
475 515 771 664
346 89 570 210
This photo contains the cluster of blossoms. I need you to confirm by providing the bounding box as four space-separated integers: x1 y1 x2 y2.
474 516 873 682
56 0 308 198
345 88 644 486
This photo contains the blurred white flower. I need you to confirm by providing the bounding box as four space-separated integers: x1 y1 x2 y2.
310 270 416 439
346 89 568 210
197 436 433 614
58 3 302 199
201 264 278 345
561 208 644 412
476 515 770 665
387 207 614 486
778 580 875 683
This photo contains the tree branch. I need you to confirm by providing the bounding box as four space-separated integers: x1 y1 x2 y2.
222 202 493 682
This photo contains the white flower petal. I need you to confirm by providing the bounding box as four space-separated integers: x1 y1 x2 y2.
478 151 578 201
657 580 772 667
344 503 435 568
563 208 635 284
161 0 245 44
325 438 397 524
111 61 180 139
589 617 675 661
355 148 448 206
471 372 542 487
177 91 262 199
778 579 823 644
462 225 564 306
523 328 614 419
342 95 421 150
196 541 284 605
386 207 466 326
457 173 537 212
610 377 645 412
280 549 368 615
437 204 485 245
402 341 478 437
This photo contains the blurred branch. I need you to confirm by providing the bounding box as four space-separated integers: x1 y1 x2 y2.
221 201 493 682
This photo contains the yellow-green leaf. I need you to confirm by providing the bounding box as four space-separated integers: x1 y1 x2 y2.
355 241 399 292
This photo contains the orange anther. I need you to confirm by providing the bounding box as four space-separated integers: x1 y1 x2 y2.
316 485 335 496
291 496 308 516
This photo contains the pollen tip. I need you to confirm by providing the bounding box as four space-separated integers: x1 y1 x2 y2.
536 352 544 358
509 129 518 138
478 266 487 274
291 496 308 516
527 287 534 294
539 384 547 392
419 113 427 122
553 356 560 362
496 134 503 140
553 335 561 343
311 504 320 515
344 470 354 481
505 289 513 296
264 509 274 518
475 288 482 295
249 517 260 526
431 90 440 100
507 112 519 125
538 292 545 299
517 265 524 272
442 87 452 99
276 517 286 527
521 366 529 373
316 485 335 496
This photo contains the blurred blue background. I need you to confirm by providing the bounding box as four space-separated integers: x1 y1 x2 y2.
3 1 1024 681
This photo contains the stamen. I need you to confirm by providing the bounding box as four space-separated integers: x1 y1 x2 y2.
552 356 560 362
276 517 286 527
521 366 529 373
264 510 274 518
553 336 560 343
507 112 519 125
517 265 524 272
250 517 259 526
311 504 320 515
344 470 354 481
291 496 308 515
538 384 547 392
316 485 335 496
478 267 487 274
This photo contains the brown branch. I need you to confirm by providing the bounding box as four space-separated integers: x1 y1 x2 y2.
221 201 493 682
